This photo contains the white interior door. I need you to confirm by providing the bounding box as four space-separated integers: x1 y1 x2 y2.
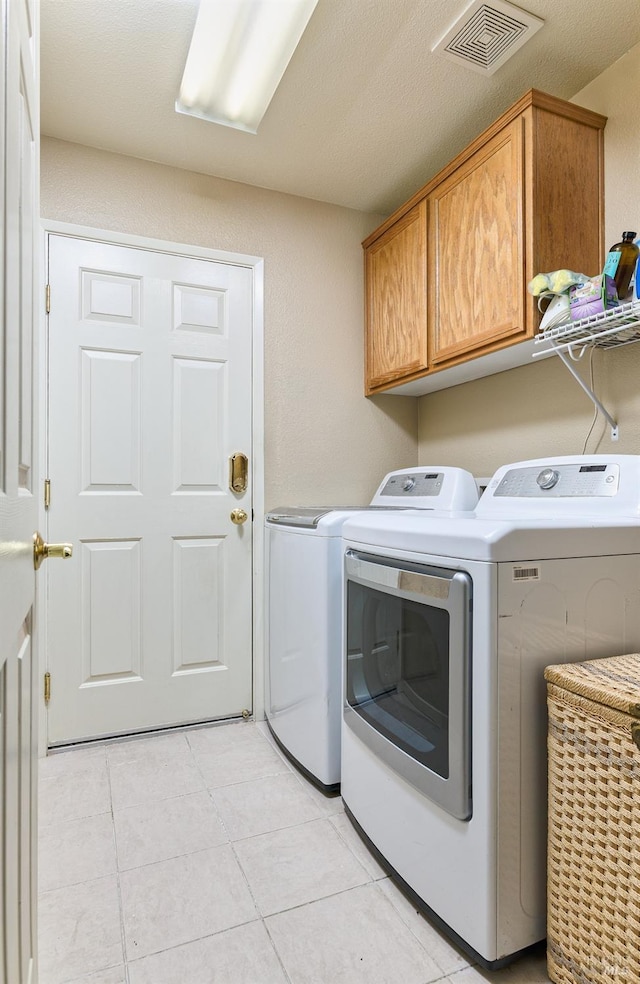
46 235 254 743
0 0 39 980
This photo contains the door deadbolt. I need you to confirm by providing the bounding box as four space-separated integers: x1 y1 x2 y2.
229 453 249 493
33 532 73 571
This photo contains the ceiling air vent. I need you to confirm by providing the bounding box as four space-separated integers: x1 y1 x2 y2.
432 0 544 76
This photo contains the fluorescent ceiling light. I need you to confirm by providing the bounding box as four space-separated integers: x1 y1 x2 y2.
176 0 318 133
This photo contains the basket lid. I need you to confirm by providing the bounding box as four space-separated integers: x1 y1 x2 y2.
544 653 640 717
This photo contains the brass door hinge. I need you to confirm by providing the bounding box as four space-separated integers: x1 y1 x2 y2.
44 479 51 510
45 284 50 314
44 672 51 705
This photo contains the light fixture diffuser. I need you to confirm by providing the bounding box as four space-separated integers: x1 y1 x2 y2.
176 0 318 133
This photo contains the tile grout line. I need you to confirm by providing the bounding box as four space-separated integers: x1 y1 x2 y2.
229 811 372 910
261 917 296 984
41 725 511 984
327 810 387 883
180 728 293 983
185 723 295 790
115 841 436 970
216 722 400 964
207 767 328 842
325 808 475 980
202 764 293 791
49 876 456 984
368 879 473 982
226 815 294 984
259 879 469 983
184 729 237 847
226 811 345 848
58 961 125 984
261 877 385 921
105 746 132 984
122 915 285 976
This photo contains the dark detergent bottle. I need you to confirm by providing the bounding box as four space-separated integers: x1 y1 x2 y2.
603 231 640 300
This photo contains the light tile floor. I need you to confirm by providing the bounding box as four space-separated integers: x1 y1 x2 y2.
38 721 551 984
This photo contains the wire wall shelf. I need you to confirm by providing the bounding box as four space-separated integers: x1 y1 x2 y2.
533 299 640 358
532 298 640 442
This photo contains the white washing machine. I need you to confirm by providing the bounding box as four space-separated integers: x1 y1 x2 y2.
341 455 640 968
265 467 480 792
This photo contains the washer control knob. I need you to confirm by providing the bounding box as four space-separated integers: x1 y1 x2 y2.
402 476 416 492
536 468 559 490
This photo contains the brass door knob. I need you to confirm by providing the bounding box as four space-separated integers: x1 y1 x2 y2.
230 508 248 525
33 532 73 571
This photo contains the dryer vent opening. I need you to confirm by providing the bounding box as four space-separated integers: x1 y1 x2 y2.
432 0 544 76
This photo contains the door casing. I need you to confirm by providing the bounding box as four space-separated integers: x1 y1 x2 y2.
38 220 265 754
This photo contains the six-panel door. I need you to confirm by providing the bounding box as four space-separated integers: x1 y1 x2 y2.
46 235 254 743
0 0 40 979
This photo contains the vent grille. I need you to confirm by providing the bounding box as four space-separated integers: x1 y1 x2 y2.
432 0 544 76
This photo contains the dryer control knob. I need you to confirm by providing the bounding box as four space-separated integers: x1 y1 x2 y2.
537 468 559 490
402 477 416 492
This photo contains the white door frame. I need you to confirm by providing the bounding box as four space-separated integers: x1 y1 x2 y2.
38 220 265 755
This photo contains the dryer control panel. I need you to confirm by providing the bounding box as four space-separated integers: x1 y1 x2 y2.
479 455 640 520
494 462 619 498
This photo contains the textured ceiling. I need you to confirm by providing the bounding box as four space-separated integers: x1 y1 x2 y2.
40 0 640 214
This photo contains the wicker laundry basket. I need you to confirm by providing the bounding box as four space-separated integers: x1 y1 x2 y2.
545 653 640 984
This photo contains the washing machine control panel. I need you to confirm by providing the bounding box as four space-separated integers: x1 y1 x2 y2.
494 462 619 497
536 468 559 490
370 467 480 511
379 472 444 497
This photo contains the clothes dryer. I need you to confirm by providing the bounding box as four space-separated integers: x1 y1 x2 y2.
341 455 640 968
265 467 479 791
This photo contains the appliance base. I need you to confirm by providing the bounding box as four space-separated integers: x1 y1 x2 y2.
267 720 340 795
342 801 541 972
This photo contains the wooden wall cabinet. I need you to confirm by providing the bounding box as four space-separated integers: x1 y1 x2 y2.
365 199 427 391
363 90 606 396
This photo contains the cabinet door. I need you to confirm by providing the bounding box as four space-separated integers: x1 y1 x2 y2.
428 118 526 368
365 200 427 393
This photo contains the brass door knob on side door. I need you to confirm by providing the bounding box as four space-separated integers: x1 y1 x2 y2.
230 509 248 525
33 532 73 571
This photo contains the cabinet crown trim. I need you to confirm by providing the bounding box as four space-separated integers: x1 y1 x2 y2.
362 89 607 250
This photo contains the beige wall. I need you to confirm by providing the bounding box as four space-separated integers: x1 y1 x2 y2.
418 43 640 476
40 139 418 509
42 42 639 502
